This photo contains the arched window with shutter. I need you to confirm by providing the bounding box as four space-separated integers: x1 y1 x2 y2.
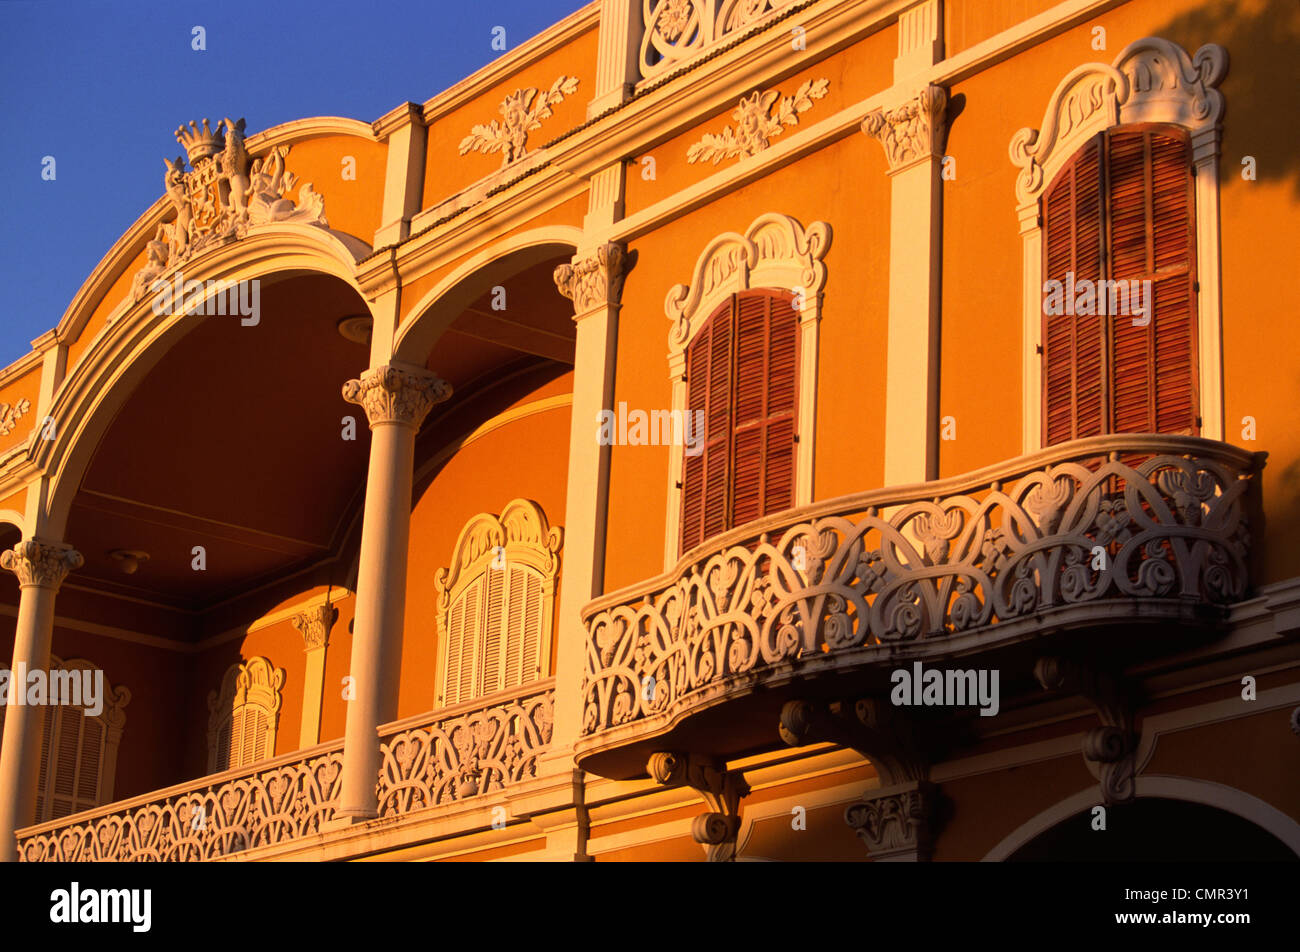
435 499 562 707
1041 124 1198 445
680 289 799 554
664 213 831 565
206 657 284 773
0 655 131 821
1010 37 1227 451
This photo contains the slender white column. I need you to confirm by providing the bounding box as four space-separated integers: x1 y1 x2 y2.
337 365 450 819
0 540 82 861
549 242 629 774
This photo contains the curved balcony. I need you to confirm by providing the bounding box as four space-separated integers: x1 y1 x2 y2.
577 435 1263 778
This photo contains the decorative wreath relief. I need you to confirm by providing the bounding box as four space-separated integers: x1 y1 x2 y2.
458 75 580 167
687 79 830 164
0 397 31 436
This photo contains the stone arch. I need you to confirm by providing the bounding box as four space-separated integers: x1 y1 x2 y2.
34 223 372 540
391 226 583 366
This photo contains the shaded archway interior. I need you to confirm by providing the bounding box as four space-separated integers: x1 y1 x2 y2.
1008 797 1299 861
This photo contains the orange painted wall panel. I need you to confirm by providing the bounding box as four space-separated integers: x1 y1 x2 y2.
421 26 600 211
607 132 890 593
400 374 573 719
272 134 387 244
623 23 897 217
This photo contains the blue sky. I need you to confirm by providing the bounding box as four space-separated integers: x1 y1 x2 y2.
0 0 587 366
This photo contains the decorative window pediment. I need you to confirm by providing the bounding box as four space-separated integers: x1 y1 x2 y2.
1010 37 1227 208
207 656 284 773
435 500 562 706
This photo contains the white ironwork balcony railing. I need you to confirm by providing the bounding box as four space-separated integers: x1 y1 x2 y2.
16 740 345 861
578 435 1262 749
376 681 555 817
16 682 556 861
639 0 803 82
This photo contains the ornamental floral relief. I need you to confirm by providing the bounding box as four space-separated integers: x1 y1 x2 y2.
687 79 829 164
458 76 580 167
131 118 329 301
0 397 31 436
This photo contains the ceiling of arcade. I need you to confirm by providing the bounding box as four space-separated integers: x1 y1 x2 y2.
43 253 576 642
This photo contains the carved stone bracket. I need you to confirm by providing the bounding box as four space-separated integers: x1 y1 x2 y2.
648 751 749 862
862 84 948 173
781 698 941 861
845 780 939 862
553 243 632 318
292 603 338 651
0 540 83 590
1035 656 1138 805
342 364 452 428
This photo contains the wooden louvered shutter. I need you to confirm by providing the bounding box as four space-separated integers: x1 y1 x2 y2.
444 578 480 706
1042 137 1105 445
35 705 57 819
680 322 711 552
481 567 505 695
762 291 798 516
502 566 543 689
680 291 799 555
50 707 82 818
702 302 733 543
1107 127 1198 434
519 571 543 684
76 716 104 814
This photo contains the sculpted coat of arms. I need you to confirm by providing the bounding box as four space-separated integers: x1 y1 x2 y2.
132 118 329 299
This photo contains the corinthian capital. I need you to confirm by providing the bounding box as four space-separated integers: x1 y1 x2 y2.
292 602 338 651
862 85 948 173
553 242 630 318
342 364 452 427
0 540 83 589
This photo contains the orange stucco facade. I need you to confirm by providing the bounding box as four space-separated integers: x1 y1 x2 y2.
0 0 1296 864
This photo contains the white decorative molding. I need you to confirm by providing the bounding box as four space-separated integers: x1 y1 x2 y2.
206 656 285 774
687 79 830 164
131 118 329 301
292 602 338 651
458 76 580 167
554 242 631 318
1010 38 1229 451
862 84 948 173
663 213 831 567
0 398 30 436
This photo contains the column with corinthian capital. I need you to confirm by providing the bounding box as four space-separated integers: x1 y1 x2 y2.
336 364 451 819
544 244 629 787
0 539 82 861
